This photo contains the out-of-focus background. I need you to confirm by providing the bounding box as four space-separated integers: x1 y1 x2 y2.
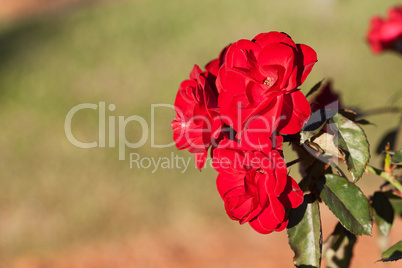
0 0 401 267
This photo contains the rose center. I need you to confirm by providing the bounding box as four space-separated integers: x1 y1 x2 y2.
263 77 275 86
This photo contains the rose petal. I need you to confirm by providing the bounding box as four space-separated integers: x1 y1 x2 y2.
216 173 245 198
205 59 220 76
257 172 269 207
267 192 286 222
253 31 296 49
249 198 284 233
275 217 289 232
225 194 255 222
277 90 311 135
271 150 288 196
194 151 208 170
278 175 304 208
243 94 283 136
225 39 261 69
189 65 203 80
257 43 295 73
298 44 318 85
249 217 274 234
240 128 273 152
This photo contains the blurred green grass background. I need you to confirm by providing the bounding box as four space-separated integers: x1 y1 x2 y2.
0 0 401 261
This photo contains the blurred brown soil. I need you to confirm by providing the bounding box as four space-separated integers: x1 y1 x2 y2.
2 206 401 268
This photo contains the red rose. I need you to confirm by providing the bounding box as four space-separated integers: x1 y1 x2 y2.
172 31 315 235
367 6 402 54
212 137 303 234
216 31 317 137
171 65 222 169
205 45 230 77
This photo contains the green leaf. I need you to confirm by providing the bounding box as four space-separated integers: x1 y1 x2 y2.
330 113 370 182
366 166 402 193
288 195 322 268
384 192 402 217
392 150 402 164
378 241 402 262
323 223 357 268
306 79 324 98
293 143 333 193
300 120 326 144
355 119 372 125
390 198 402 217
338 109 358 121
300 109 337 144
317 174 372 236
371 192 394 236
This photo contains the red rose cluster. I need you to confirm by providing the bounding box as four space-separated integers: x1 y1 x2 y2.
172 31 317 234
367 5 402 54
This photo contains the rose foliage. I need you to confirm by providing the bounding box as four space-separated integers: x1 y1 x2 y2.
172 21 402 267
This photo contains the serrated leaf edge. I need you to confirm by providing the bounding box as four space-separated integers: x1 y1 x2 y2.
318 176 372 236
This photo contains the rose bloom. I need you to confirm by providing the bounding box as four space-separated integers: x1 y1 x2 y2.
205 45 229 77
171 65 222 169
367 5 402 54
216 31 317 137
212 137 303 234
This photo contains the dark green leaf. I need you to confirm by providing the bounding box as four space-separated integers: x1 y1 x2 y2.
288 195 322 268
390 199 402 217
300 120 325 144
355 119 373 125
366 166 402 193
338 109 358 121
293 143 332 192
384 192 402 217
323 223 356 268
317 174 372 236
378 241 402 262
371 192 394 236
392 150 402 164
306 79 324 98
300 109 337 144
330 113 370 181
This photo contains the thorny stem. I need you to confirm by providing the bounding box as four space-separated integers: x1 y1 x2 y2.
366 165 402 193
